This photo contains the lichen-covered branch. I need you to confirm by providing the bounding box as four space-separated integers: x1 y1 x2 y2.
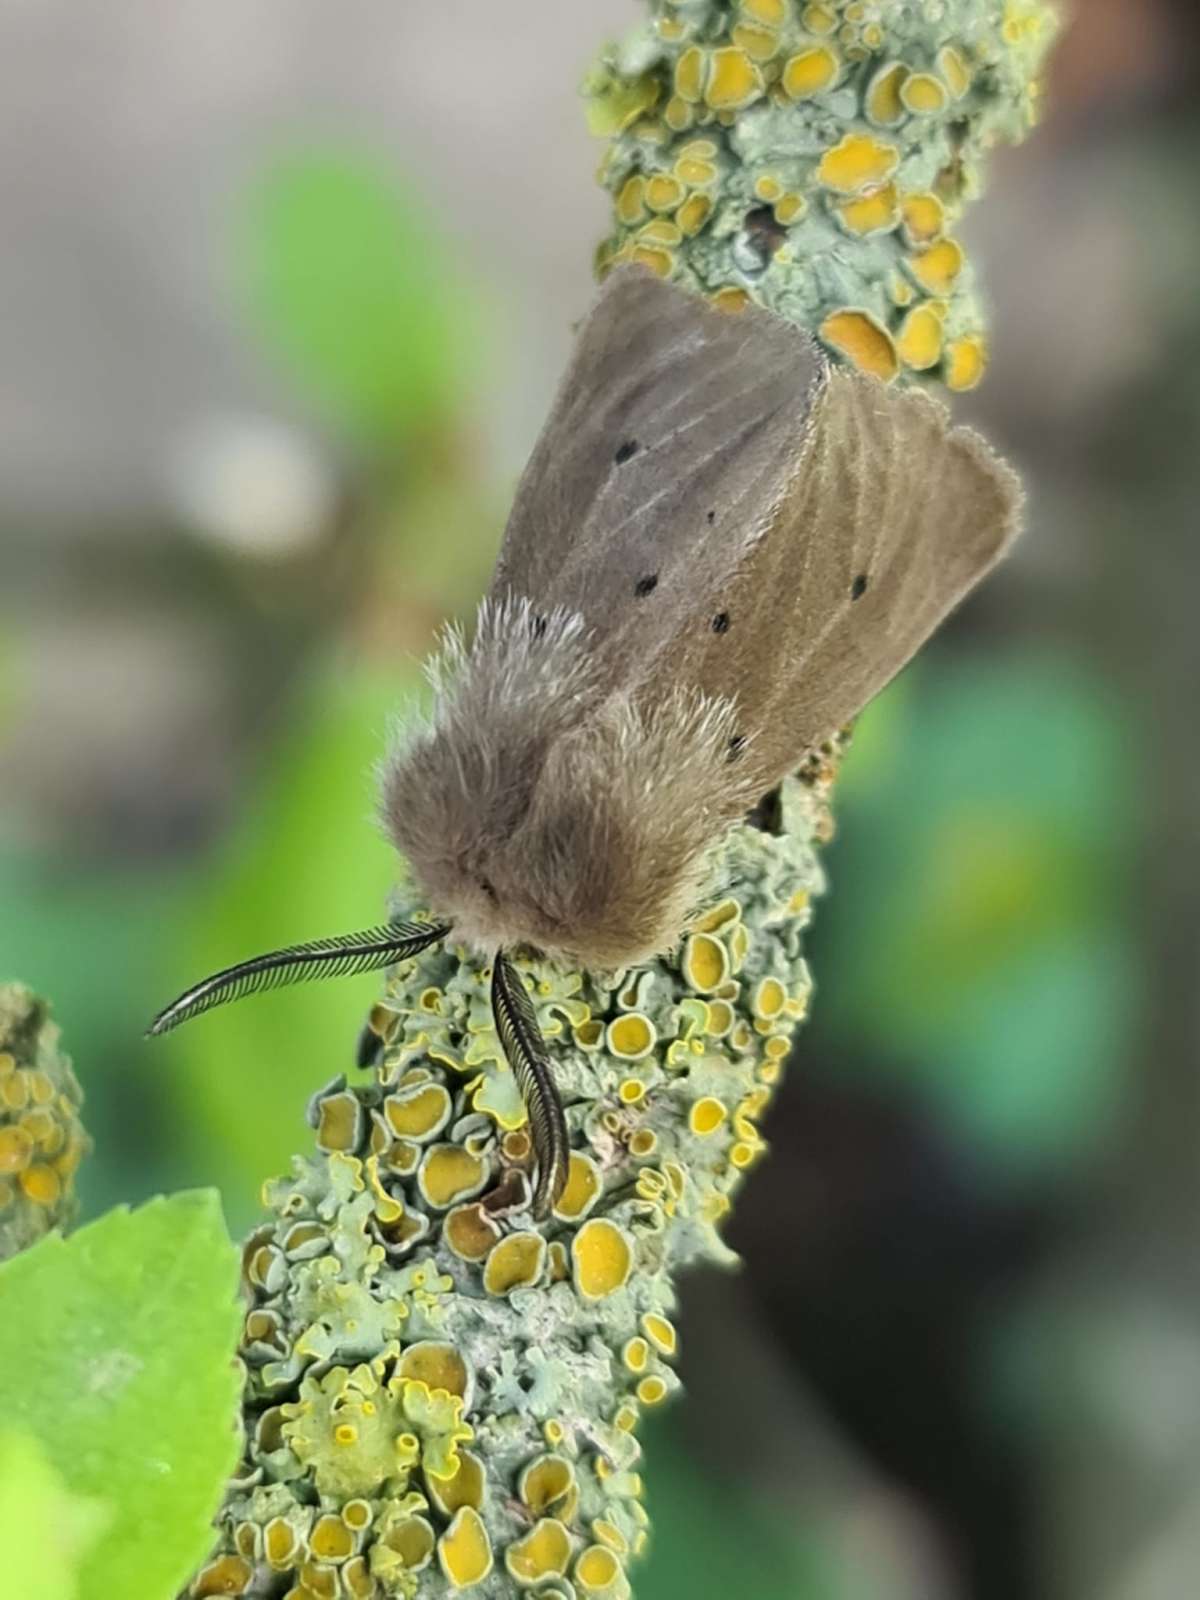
0 983 89 1261
192 4 1058 1597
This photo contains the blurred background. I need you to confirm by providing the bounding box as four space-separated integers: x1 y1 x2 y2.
2 2 1198 1596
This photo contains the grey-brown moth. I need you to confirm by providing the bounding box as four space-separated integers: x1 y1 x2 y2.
148 265 1022 1216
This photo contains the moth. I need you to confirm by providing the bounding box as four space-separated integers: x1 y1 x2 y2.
148 265 1021 1216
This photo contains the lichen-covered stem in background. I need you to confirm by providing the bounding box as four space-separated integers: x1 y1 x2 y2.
192 4 1058 1597
0 983 89 1261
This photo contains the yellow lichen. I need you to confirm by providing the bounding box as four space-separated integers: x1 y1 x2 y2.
837 182 899 235
638 217 683 247
417 1145 489 1210
343 1500 372 1532
618 1078 646 1105
644 173 684 212
901 190 945 245
705 48 765 111
938 44 972 99
819 308 899 381
398 1341 471 1404
896 304 944 369
689 1097 728 1137
675 151 717 187
674 46 705 103
682 933 730 993
641 1313 678 1357
572 1217 634 1301
774 193 807 225
628 244 673 278
315 1092 362 1153
427 1449 486 1517
606 1013 656 1061
616 176 647 225
741 0 785 22
192 1554 253 1595
483 1230 547 1296
444 1202 500 1262
622 1336 650 1374
384 1083 451 1142
438 1507 493 1590
310 1514 354 1562
552 1150 602 1222
803 2 837 31
0 1126 32 1174
732 22 782 62
519 1453 576 1515
910 236 965 294
781 46 840 98
19 1164 61 1207
946 334 988 390
816 132 899 193
636 1375 669 1406
901 72 949 114
864 61 909 126
675 192 713 236
712 285 750 314
592 1520 628 1554
506 1518 572 1586
263 1519 298 1568
382 1516 435 1571
753 977 786 1021
577 1544 623 1594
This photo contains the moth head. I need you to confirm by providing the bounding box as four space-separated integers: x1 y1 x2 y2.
382 658 762 971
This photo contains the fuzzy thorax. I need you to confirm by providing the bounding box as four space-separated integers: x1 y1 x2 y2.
379 598 761 970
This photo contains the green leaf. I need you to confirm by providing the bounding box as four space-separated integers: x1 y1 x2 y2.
155 664 410 1226
0 1192 242 1600
0 1430 108 1600
235 148 475 446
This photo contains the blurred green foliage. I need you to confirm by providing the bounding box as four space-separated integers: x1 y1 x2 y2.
0 1192 240 1600
158 662 416 1227
821 649 1140 1176
0 1430 104 1600
235 150 477 448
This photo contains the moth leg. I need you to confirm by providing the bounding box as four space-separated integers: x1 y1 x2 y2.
355 1018 386 1071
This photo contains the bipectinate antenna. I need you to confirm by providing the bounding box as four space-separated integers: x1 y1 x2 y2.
490 950 570 1218
146 919 450 1038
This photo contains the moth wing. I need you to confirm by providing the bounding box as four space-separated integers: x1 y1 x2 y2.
490 265 826 653
647 369 1023 784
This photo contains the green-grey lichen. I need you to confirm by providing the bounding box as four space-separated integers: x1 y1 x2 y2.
192 3 1056 1594
0 983 89 1259
588 0 1059 390
193 774 831 1598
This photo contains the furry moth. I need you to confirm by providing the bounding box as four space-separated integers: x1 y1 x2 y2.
149 266 1022 1216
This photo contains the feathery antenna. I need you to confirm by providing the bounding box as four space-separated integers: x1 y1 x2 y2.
146 920 450 1038
491 950 570 1217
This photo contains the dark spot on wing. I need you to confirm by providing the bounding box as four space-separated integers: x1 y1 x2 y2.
635 573 659 597
706 509 716 524
530 613 547 638
727 733 746 762
614 439 639 465
479 877 499 904
851 573 869 601
711 611 730 634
